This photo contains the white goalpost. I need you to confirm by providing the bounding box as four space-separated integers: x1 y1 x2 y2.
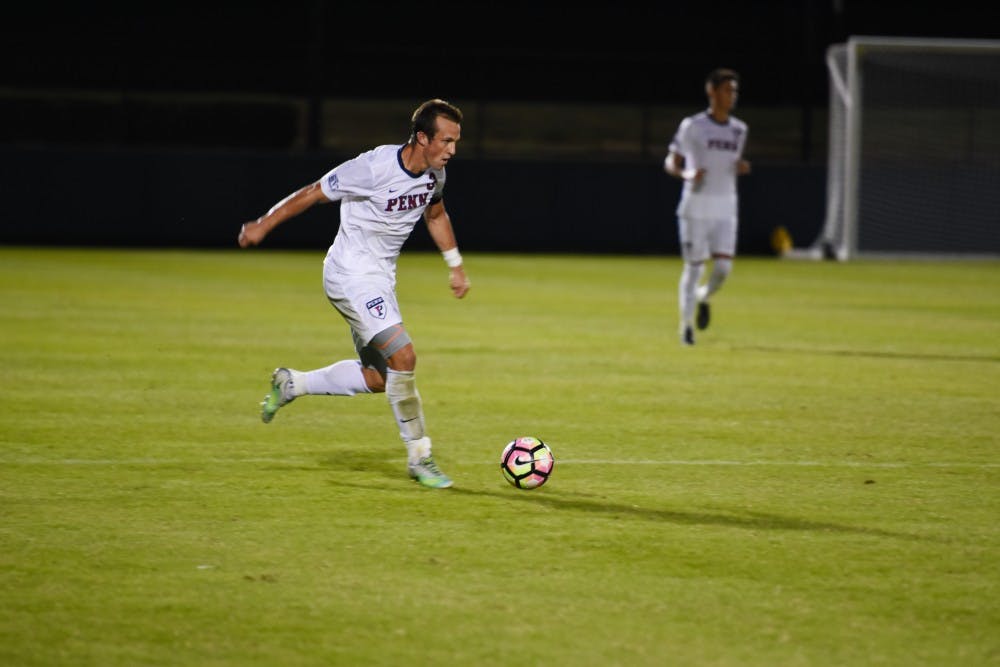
805 36 1000 260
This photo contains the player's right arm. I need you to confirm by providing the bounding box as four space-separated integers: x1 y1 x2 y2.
663 151 684 177
238 181 329 248
664 151 705 187
663 121 705 185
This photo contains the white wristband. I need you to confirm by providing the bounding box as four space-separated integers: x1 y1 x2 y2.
442 247 463 268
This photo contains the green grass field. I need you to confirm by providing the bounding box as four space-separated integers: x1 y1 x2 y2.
2 247 998 666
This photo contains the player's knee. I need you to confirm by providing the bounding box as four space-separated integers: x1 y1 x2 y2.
681 262 703 288
370 324 413 371
713 257 733 280
387 343 416 372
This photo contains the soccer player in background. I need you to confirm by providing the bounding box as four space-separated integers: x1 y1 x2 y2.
237 98 470 489
663 68 751 346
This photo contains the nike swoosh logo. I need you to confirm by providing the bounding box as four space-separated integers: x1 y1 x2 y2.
388 188 398 193
400 417 419 423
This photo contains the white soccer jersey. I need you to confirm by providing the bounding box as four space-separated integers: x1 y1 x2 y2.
669 111 748 220
320 144 445 278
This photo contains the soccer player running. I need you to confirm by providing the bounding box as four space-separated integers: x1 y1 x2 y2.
237 98 470 489
663 68 751 346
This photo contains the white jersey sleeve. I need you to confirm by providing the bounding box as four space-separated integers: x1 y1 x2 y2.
320 151 376 202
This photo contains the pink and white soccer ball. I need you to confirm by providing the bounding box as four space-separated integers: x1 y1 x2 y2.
500 436 554 489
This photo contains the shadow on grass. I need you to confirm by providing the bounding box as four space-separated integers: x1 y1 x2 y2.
449 486 929 542
317 449 928 543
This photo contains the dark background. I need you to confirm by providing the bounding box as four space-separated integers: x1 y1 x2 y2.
6 1 995 105
2 1 996 254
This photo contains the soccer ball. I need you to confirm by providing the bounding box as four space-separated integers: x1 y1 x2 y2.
500 436 554 490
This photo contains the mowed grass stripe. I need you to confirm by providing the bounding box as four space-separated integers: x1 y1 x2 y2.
2 457 997 469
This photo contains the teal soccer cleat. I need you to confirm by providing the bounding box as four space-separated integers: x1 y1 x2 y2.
261 367 295 423
408 456 453 489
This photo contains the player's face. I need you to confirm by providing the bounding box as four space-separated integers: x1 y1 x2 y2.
423 117 461 170
712 80 739 111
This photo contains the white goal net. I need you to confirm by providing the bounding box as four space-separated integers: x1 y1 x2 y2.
809 36 1000 260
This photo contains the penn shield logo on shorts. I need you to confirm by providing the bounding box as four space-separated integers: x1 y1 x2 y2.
366 296 386 319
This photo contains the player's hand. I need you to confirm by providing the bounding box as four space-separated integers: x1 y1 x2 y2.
449 266 471 299
684 168 706 191
238 220 265 248
737 159 751 175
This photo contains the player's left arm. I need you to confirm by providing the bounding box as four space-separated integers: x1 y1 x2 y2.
238 181 329 247
424 198 470 299
736 125 751 175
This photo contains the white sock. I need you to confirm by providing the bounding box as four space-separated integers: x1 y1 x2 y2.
297 360 371 396
386 369 426 443
406 436 432 465
679 262 704 328
705 258 732 298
